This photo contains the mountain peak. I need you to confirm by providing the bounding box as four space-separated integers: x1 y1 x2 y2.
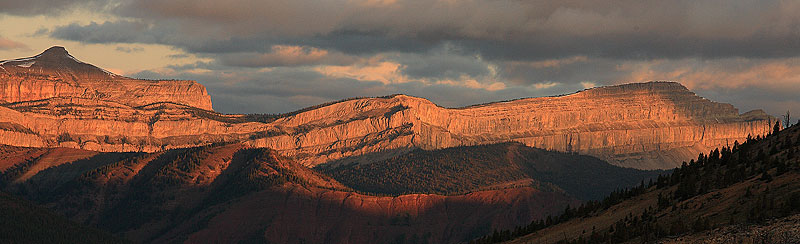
0 47 213 110
39 46 69 57
0 46 115 79
32 46 87 66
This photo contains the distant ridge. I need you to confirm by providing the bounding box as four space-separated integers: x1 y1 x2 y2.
0 46 212 110
0 46 118 80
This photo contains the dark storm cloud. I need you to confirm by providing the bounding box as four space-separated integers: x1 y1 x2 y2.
389 50 492 81
0 0 107 15
46 0 800 60
50 21 164 44
31 0 800 117
216 46 359 68
499 57 622 86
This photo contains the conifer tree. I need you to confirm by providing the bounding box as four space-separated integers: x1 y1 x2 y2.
774 121 781 134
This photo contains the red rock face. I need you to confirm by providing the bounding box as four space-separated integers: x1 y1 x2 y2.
0 48 777 169
0 46 212 110
0 83 775 170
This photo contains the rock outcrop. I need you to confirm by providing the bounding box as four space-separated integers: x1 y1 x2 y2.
0 48 777 169
0 46 212 110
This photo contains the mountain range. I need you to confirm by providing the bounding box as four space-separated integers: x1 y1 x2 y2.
0 47 791 243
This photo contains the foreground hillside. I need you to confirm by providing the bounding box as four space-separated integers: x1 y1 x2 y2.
0 191 124 243
322 142 662 200
0 140 663 243
659 214 800 243
0 47 776 170
478 122 800 244
0 143 582 243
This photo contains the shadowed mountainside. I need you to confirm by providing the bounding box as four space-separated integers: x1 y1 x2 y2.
0 143 589 243
321 142 663 200
474 122 800 244
0 191 126 244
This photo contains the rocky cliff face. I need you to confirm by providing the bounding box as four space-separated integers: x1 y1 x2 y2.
0 85 775 170
0 48 776 169
0 46 212 110
247 82 776 169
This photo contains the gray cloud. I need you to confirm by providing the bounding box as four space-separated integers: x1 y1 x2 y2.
389 49 493 81
115 46 144 53
217 46 359 68
50 21 166 44
0 0 108 15
130 62 583 114
29 0 800 118
130 66 390 113
43 0 800 61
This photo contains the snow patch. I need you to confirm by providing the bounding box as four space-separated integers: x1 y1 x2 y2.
0 55 41 66
16 61 35 68
64 53 116 76
98 67 118 77
66 54 86 64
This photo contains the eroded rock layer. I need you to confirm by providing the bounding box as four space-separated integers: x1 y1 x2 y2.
0 83 775 170
0 47 776 169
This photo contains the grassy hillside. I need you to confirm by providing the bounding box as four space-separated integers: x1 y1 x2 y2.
0 191 126 244
320 142 663 200
473 122 800 244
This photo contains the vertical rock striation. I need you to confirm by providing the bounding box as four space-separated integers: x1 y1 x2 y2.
0 47 776 169
247 82 776 169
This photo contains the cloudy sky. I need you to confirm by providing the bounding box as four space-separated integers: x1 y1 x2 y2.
0 0 798 122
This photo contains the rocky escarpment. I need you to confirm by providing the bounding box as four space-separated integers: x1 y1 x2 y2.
0 47 777 169
248 81 776 169
0 46 212 110
0 81 776 169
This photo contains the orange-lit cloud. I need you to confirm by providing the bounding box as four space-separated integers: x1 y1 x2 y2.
315 57 405 84
0 37 28 50
316 56 506 91
220 45 357 67
616 58 800 91
532 82 558 89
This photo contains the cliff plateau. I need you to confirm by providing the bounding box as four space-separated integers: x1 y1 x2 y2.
0 47 777 170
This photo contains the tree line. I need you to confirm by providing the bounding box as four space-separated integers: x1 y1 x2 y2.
471 121 800 243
